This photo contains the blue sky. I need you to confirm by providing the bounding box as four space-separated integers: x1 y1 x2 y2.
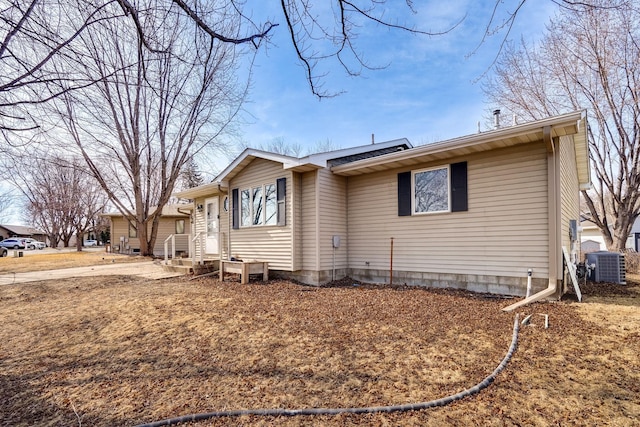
2 1 558 225
233 0 557 156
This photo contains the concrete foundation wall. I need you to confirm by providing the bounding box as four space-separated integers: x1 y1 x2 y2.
269 268 349 285
349 269 547 296
269 267 544 296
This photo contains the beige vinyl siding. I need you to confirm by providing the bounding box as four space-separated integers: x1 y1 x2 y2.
153 217 190 255
110 216 190 255
317 168 348 271
300 171 318 270
110 217 132 251
292 172 303 271
347 141 550 278
192 197 205 258
229 158 293 270
559 135 580 256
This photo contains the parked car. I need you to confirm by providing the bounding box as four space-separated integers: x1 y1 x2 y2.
0 247 7 257
24 238 46 250
84 239 98 247
0 238 26 249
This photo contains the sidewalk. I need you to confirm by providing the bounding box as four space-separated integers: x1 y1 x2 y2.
0 261 185 286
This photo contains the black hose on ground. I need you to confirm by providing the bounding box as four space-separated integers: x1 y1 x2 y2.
135 314 520 427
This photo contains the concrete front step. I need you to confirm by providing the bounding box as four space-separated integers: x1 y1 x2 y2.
168 258 218 267
161 264 194 274
161 259 219 275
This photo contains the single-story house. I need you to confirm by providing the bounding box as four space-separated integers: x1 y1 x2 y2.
102 204 192 256
175 111 590 302
0 224 47 243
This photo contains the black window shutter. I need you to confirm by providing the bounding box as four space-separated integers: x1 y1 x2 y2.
232 188 239 229
450 162 468 212
277 177 286 226
397 171 412 216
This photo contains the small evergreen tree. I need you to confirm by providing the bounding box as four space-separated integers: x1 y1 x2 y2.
181 157 205 189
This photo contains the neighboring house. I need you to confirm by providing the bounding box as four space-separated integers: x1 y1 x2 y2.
175 111 590 298
580 219 605 253
102 205 192 256
580 218 636 253
0 224 47 244
581 239 602 254
630 218 640 251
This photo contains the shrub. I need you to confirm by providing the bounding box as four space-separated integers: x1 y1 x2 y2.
624 250 640 274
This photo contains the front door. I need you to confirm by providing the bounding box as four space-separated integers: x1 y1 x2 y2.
205 197 219 255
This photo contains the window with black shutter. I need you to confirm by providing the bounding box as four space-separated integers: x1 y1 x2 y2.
450 162 468 212
398 161 467 216
232 188 239 229
277 177 286 226
398 171 411 216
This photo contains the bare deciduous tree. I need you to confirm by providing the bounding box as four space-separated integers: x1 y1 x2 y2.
1 0 456 124
41 1 247 256
240 137 343 158
7 0 621 255
10 156 107 248
483 0 640 251
0 189 12 224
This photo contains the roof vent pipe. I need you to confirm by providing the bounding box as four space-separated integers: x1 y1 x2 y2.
371 133 375 144
493 109 501 129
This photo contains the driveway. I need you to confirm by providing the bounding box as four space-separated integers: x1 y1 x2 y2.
0 261 184 286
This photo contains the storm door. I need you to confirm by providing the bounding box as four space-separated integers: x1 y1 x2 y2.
205 197 219 255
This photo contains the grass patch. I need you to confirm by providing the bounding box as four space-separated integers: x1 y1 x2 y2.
0 251 150 274
0 276 638 426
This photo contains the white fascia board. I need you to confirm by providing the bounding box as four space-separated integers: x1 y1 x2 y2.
332 112 584 175
173 182 222 199
214 148 299 181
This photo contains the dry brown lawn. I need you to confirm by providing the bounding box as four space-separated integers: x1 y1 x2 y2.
0 251 151 274
0 268 638 426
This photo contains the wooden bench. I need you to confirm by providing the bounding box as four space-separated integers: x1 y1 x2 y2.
220 260 269 284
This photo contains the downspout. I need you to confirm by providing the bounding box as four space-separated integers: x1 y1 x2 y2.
218 183 226 263
504 126 559 311
226 192 231 262
315 170 321 278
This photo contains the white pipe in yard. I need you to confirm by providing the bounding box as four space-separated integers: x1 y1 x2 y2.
526 269 533 298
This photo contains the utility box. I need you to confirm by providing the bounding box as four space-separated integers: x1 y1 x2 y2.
569 219 578 242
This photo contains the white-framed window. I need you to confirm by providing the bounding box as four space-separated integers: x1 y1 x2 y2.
233 177 286 229
265 183 277 225
240 183 278 227
241 189 251 227
412 166 450 214
175 219 185 234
